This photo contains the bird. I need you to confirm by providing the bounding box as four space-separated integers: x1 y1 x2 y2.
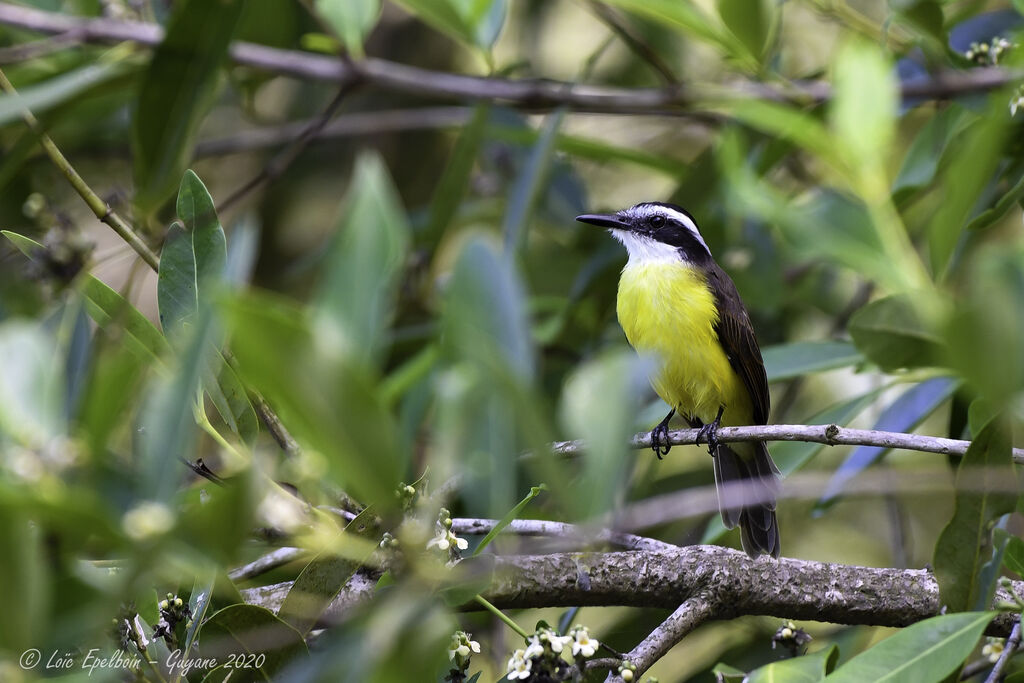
576 202 780 558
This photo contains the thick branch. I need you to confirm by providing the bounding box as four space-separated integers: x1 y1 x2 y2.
552 423 1024 463
240 546 1020 636
0 3 1019 115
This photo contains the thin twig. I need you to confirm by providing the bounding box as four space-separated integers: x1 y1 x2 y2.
606 594 715 681
0 28 82 63
451 517 675 552
228 546 305 581
985 618 1022 683
587 1 679 85
195 107 471 157
552 423 1024 463
0 66 159 270
217 80 360 213
0 3 1019 114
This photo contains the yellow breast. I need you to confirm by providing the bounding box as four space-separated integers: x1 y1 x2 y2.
616 261 751 426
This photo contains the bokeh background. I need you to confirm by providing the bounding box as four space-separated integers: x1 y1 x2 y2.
1 0 1023 681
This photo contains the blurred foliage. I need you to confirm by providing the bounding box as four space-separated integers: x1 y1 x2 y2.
0 0 1023 681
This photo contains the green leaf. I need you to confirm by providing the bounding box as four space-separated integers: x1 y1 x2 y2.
712 662 747 680
830 40 897 184
0 321 63 447
315 0 380 58
927 112 1008 277
473 485 546 556
207 356 259 445
158 170 227 339
601 0 750 68
133 0 243 213
933 420 1017 612
0 508 47 651
848 294 944 372
719 0 775 62
892 105 970 201
443 237 535 380
560 350 649 520
715 99 838 171
824 612 993 682
200 604 308 678
748 645 838 683
278 508 378 636
1002 535 1024 579
83 277 169 363
966 168 1024 232
762 341 864 382
945 244 1024 402
422 103 489 245
138 307 215 502
390 0 505 49
502 108 566 254
221 292 403 508
0 60 132 129
314 153 410 367
3 229 164 363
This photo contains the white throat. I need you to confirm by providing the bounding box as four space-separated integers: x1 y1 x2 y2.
610 229 684 267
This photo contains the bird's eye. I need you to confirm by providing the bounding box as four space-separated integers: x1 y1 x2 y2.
649 215 665 228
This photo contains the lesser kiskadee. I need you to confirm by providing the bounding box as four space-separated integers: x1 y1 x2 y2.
577 202 780 558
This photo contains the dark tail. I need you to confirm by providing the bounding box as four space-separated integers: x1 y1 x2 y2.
712 441 780 558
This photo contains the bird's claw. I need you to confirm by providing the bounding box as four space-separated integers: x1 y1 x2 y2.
695 408 724 455
651 422 671 460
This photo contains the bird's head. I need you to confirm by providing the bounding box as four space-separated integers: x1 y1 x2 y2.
576 202 711 265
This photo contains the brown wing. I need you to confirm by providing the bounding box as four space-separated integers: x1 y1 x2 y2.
706 263 769 425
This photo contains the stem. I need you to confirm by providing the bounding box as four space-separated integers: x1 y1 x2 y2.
0 66 160 270
474 594 530 639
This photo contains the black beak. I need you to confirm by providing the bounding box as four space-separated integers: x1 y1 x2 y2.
576 213 630 230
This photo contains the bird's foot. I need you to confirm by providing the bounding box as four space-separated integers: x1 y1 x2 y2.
650 408 675 460
651 423 671 460
695 407 724 455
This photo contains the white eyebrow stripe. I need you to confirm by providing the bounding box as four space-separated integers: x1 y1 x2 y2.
625 204 711 255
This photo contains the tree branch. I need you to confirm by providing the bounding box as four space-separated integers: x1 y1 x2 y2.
0 3 1019 115
239 546 1021 636
605 593 716 682
552 423 1024 463
450 517 676 552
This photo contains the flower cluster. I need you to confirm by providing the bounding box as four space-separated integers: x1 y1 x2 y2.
772 620 812 656
505 624 601 680
617 660 637 682
965 37 1013 66
152 593 192 650
446 630 481 679
427 508 469 558
982 636 1005 663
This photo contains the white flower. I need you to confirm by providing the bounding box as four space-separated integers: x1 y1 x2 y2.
427 529 469 552
1011 95 1024 117
507 649 532 680
983 638 1005 663
448 630 481 663
524 636 544 660
571 626 599 658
